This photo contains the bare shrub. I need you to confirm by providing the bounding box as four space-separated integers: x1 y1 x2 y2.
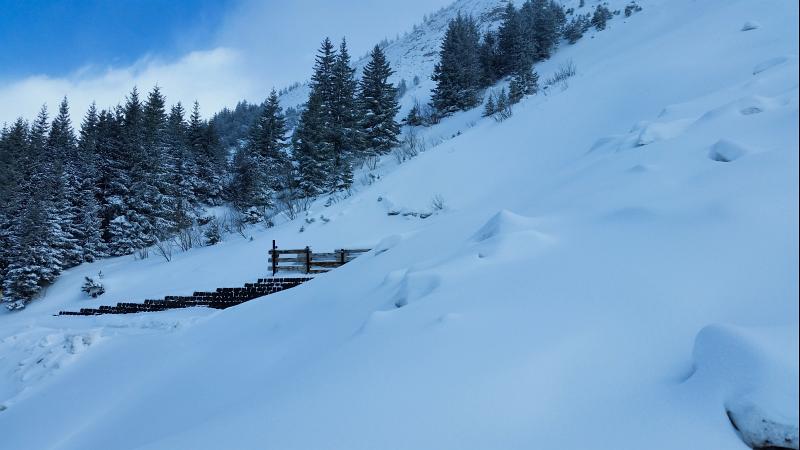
177 226 203 251
359 172 379 187
154 238 174 262
365 155 380 170
545 60 577 88
431 194 446 211
135 246 150 260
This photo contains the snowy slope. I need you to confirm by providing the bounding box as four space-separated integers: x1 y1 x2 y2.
1 0 798 448
279 0 509 114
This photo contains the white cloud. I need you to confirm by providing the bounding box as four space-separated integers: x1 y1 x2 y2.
0 47 264 125
0 0 453 125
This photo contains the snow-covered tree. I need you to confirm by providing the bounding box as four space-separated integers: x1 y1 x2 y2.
431 14 483 115
358 45 401 156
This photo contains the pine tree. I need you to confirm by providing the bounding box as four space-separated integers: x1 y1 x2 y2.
94 106 127 248
141 86 176 238
520 0 566 62
498 3 523 77
329 38 360 191
509 67 539 104
404 100 424 126
479 30 501 85
165 102 197 231
564 14 589 44
493 89 512 121
3 199 63 306
431 14 483 115
232 89 291 214
47 98 82 268
108 87 150 256
0 119 29 293
292 93 329 198
591 5 612 30
292 38 339 196
75 102 106 262
3 105 73 307
483 93 496 117
359 45 401 157
189 101 225 204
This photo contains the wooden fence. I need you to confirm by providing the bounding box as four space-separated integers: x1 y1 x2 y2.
269 240 370 275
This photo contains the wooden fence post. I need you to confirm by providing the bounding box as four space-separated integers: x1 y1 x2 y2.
271 240 277 276
305 246 311 274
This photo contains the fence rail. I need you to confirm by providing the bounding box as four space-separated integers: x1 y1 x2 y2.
269 241 370 275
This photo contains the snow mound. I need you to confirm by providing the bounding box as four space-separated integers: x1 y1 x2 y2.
753 57 791 75
741 21 761 31
471 210 542 243
632 118 694 147
469 210 554 261
690 324 799 449
708 139 752 162
697 95 780 121
392 271 441 308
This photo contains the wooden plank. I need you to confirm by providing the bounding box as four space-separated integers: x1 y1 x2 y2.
272 255 364 264
273 249 307 255
274 266 308 273
311 252 339 259
310 261 344 268
270 256 306 263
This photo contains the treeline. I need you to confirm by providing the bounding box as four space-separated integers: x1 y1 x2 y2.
0 91 226 308
409 1 625 123
0 39 401 309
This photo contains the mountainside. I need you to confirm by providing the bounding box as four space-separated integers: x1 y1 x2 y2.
1 0 798 449
279 0 509 113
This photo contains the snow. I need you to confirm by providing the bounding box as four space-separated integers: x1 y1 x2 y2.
1 0 798 448
690 324 799 449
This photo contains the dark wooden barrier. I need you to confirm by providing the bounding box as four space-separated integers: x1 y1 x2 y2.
57 277 312 316
59 242 369 317
269 240 370 275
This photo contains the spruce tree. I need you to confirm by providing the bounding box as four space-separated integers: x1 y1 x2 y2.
233 89 291 215
74 103 105 262
483 93 496 117
359 45 401 157
47 98 82 268
189 101 225 204
431 14 483 115
292 93 329 198
520 0 566 61
165 102 197 230
498 3 523 77
330 38 359 191
479 30 501 85
108 87 150 256
404 100 424 126
509 67 539 103
292 38 339 196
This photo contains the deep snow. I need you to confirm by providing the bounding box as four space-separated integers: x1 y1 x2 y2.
0 0 797 448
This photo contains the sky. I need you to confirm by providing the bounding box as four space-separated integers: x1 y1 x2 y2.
0 0 453 125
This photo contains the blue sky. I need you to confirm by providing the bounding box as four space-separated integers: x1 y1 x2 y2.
0 0 234 80
0 0 452 124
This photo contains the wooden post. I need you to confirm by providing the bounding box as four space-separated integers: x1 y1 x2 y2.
305 246 311 274
271 240 277 276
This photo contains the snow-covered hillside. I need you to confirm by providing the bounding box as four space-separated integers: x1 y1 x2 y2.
279 0 508 114
1 0 798 448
